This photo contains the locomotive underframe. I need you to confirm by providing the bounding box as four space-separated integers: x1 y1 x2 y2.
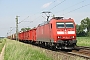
35 39 77 49
55 39 77 49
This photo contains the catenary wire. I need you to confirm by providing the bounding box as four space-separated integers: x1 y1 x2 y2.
49 0 67 10
56 0 87 14
61 3 90 16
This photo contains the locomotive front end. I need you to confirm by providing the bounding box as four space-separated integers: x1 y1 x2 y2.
54 18 77 49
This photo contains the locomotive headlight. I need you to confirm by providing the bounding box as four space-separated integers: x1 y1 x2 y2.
58 36 59 38
70 36 74 38
58 36 62 38
73 36 74 38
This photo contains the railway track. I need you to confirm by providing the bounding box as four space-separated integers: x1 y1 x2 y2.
40 46 90 60
37 45 90 60
60 46 90 60
56 46 90 59
70 46 90 59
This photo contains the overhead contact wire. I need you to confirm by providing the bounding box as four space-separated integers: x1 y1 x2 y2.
49 0 67 10
56 0 86 13
61 3 90 16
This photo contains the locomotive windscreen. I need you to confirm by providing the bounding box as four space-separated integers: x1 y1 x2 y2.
65 22 74 28
56 22 64 28
56 22 74 28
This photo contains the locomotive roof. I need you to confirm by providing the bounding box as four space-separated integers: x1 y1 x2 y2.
38 17 74 26
52 17 64 20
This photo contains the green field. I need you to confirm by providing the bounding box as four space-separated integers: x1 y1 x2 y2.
4 39 52 60
0 38 6 53
77 37 90 47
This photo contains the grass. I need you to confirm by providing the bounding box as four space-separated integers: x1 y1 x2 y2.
4 39 53 60
77 37 90 47
0 38 6 53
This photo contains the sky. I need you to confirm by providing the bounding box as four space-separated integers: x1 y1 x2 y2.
0 0 90 37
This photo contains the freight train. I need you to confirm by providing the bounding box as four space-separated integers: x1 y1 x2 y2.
8 17 77 49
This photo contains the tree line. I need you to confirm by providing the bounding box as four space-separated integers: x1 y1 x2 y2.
20 17 90 37
76 17 90 37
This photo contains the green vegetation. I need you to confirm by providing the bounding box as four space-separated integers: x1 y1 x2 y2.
4 39 52 60
0 38 6 53
77 37 90 47
76 17 90 37
21 27 31 32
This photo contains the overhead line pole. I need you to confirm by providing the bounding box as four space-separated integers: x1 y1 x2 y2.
16 16 20 41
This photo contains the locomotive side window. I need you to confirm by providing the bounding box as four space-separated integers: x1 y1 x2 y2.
65 22 74 28
56 22 64 28
51 24 52 29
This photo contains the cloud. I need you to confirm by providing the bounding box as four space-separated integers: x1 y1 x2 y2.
42 2 52 8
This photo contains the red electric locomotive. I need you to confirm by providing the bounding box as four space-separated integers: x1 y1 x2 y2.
36 17 77 49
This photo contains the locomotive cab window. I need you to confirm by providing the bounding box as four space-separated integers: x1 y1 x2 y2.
65 22 74 28
56 22 64 28
51 24 52 29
